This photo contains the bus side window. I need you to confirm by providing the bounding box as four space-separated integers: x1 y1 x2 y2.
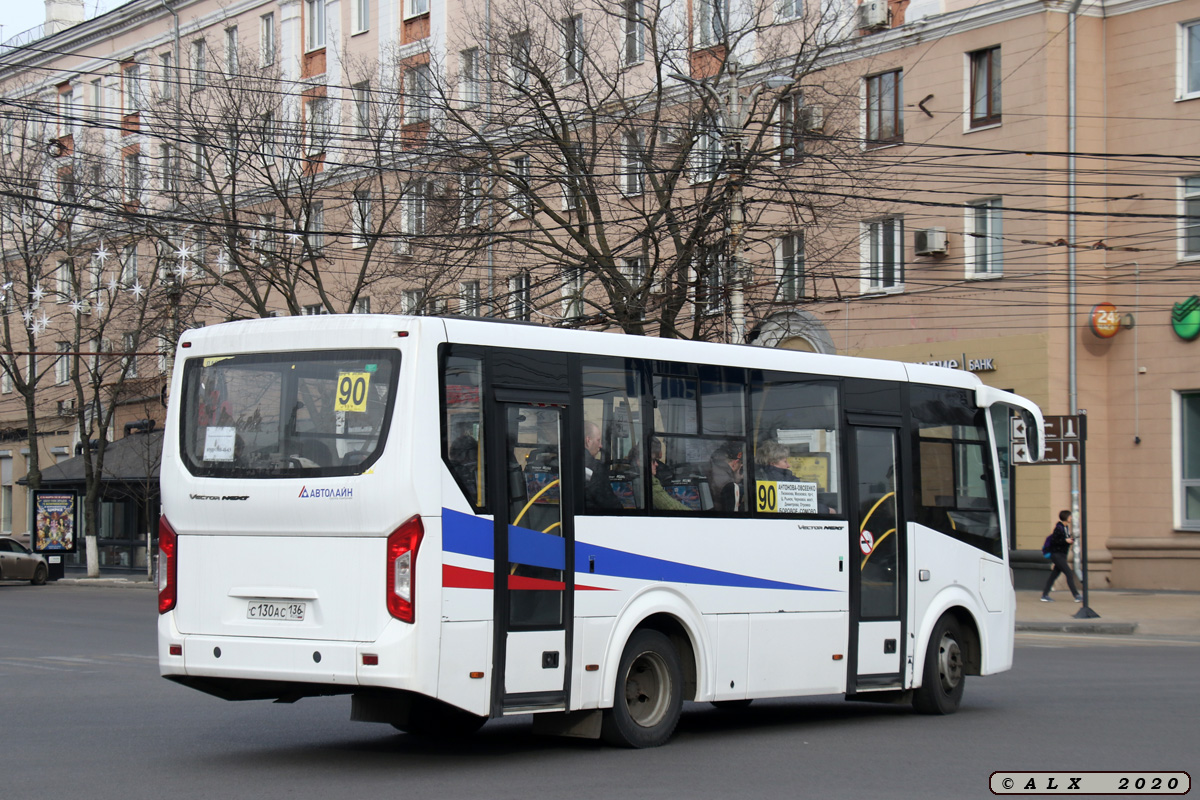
748 376 841 516
581 357 646 513
911 385 1000 557
442 353 486 509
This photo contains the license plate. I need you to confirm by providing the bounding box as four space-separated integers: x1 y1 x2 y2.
246 600 306 621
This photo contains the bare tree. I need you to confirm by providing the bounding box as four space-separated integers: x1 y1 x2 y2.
420 0 870 339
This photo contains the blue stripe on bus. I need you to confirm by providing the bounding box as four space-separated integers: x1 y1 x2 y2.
509 525 566 570
442 509 832 592
443 508 493 560
574 541 835 592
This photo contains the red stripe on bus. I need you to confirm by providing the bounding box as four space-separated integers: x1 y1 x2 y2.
443 564 493 590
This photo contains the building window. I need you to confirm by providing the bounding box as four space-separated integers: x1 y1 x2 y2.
225 26 239 75
865 217 904 291
778 92 811 163
123 332 139 378
352 82 371 137
55 342 70 385
303 303 330 315
306 201 325 251
622 130 644 195
305 0 327 52
1180 391 1200 529
123 64 144 115
623 0 644 65
1 457 12 533
695 0 727 46
865 69 903 146
191 40 206 92
353 0 370 34
622 257 646 319
123 152 143 204
966 198 1003 276
404 180 431 238
460 280 481 316
510 155 532 217
409 0 430 16
402 289 425 314
1182 21 1200 99
777 233 804 301
779 0 801 20
405 64 432 124
306 96 331 154
969 47 1001 127
1184 177 1200 259
353 297 371 314
692 114 723 182
120 244 138 285
160 141 177 195
694 248 726 315
562 268 585 319
261 13 276 66
461 169 483 227
460 48 481 106
509 30 532 92
352 190 371 248
563 14 584 83
159 53 175 100
509 272 531 320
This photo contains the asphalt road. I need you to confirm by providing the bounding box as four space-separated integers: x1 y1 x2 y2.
1 583 1196 800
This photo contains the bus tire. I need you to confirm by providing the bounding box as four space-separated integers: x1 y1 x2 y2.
912 614 965 715
601 629 683 748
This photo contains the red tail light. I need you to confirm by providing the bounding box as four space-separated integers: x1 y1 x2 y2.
386 515 424 623
158 516 178 614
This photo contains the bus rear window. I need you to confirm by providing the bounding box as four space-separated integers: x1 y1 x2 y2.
180 349 400 478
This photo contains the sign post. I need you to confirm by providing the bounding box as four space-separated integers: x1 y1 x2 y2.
1012 412 1098 619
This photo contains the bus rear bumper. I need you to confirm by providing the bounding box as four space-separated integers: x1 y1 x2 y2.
158 614 423 701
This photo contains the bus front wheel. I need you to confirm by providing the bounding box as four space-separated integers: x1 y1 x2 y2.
601 629 683 748
913 614 965 715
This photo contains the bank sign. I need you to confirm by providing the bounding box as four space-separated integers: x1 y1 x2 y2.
917 356 997 372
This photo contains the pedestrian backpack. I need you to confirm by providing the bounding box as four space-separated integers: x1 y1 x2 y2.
1041 533 1054 559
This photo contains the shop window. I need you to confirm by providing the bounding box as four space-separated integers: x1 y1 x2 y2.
1180 391 1200 529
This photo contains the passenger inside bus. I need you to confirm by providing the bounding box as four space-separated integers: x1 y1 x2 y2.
708 442 745 512
649 439 688 512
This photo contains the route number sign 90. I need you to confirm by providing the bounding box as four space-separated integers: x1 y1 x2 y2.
336 372 371 412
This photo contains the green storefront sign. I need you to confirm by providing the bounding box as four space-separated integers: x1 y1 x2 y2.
1172 296 1200 341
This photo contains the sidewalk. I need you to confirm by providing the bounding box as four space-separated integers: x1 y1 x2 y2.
1016 589 1200 638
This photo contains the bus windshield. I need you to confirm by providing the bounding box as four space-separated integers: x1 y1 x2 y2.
180 349 400 479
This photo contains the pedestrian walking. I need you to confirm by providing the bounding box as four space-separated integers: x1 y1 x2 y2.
1041 509 1081 602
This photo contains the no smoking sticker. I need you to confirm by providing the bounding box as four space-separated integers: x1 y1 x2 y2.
859 530 874 555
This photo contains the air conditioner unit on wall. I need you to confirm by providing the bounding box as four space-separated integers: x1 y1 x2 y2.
914 227 948 256
858 0 888 30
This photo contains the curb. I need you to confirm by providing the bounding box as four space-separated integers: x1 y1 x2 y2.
1016 621 1139 635
53 578 156 589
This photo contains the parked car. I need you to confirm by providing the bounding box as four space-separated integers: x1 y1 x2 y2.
0 536 48 585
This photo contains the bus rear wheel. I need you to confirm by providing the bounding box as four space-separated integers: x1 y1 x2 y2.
913 614 965 715
601 629 683 748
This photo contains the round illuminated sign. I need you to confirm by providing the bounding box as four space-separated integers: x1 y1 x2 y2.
1089 302 1120 339
1172 296 1200 342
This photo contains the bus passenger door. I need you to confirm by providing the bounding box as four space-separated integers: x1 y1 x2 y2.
847 424 906 693
489 395 573 714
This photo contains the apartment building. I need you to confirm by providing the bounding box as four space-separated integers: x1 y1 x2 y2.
0 0 1197 587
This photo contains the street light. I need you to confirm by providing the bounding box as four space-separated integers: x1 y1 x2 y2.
669 69 792 344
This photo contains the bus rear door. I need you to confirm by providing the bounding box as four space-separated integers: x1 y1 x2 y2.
487 388 574 714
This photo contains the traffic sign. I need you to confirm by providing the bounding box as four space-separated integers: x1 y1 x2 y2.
1043 415 1083 441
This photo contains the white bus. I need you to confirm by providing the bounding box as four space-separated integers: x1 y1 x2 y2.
158 315 1043 747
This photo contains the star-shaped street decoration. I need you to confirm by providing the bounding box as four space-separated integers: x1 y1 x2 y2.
94 244 110 264
286 231 304 245
22 308 34 326
70 298 87 315
174 244 192 263
130 281 145 299
215 249 230 271
107 278 120 294
93 298 105 315
35 312 50 334
30 284 45 303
